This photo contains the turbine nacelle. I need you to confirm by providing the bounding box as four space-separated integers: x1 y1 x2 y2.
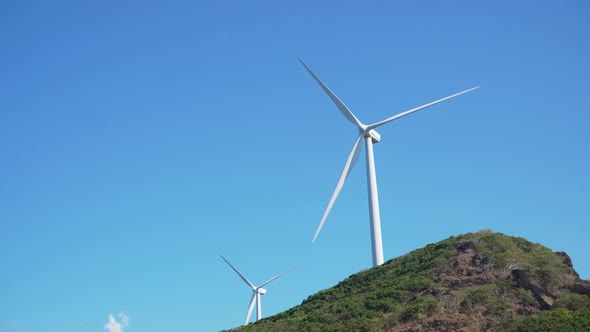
255 287 267 295
363 129 381 143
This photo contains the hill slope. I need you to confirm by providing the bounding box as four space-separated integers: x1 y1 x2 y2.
224 230 590 332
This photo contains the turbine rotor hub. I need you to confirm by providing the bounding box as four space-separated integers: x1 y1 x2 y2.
256 287 267 295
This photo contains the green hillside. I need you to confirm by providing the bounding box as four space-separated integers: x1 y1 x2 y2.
223 230 590 332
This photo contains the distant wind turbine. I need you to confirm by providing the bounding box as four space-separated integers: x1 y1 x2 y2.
300 59 479 267
220 255 295 326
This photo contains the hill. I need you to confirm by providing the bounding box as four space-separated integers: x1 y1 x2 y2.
223 230 590 331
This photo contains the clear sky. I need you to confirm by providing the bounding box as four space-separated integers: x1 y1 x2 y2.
1 1 589 331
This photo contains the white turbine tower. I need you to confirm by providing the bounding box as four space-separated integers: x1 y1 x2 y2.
300 59 479 267
220 255 295 326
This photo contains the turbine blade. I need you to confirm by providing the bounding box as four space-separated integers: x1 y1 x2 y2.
299 59 365 129
244 292 256 326
258 265 296 288
220 255 255 289
367 86 480 130
312 135 363 243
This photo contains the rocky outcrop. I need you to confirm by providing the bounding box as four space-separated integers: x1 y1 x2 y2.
571 279 590 297
556 251 580 278
511 269 555 309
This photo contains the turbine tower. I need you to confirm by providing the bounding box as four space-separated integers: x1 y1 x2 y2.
300 59 479 267
220 255 295 326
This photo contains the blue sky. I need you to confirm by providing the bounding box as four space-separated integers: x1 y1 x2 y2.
1 1 589 331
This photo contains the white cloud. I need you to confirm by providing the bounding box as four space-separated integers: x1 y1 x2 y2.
118 312 130 327
104 312 130 332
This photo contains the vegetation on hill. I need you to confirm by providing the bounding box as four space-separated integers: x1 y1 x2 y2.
222 230 590 332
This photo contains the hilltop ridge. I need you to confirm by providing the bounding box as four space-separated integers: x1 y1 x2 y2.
224 230 590 332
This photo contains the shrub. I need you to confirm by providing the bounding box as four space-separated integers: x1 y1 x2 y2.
553 293 590 312
509 308 590 332
399 298 437 322
516 287 538 306
461 285 496 310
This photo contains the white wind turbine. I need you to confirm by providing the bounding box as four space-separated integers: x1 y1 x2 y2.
300 60 479 267
220 255 295 326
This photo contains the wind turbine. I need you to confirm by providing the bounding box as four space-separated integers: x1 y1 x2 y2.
220 255 295 326
300 59 479 267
